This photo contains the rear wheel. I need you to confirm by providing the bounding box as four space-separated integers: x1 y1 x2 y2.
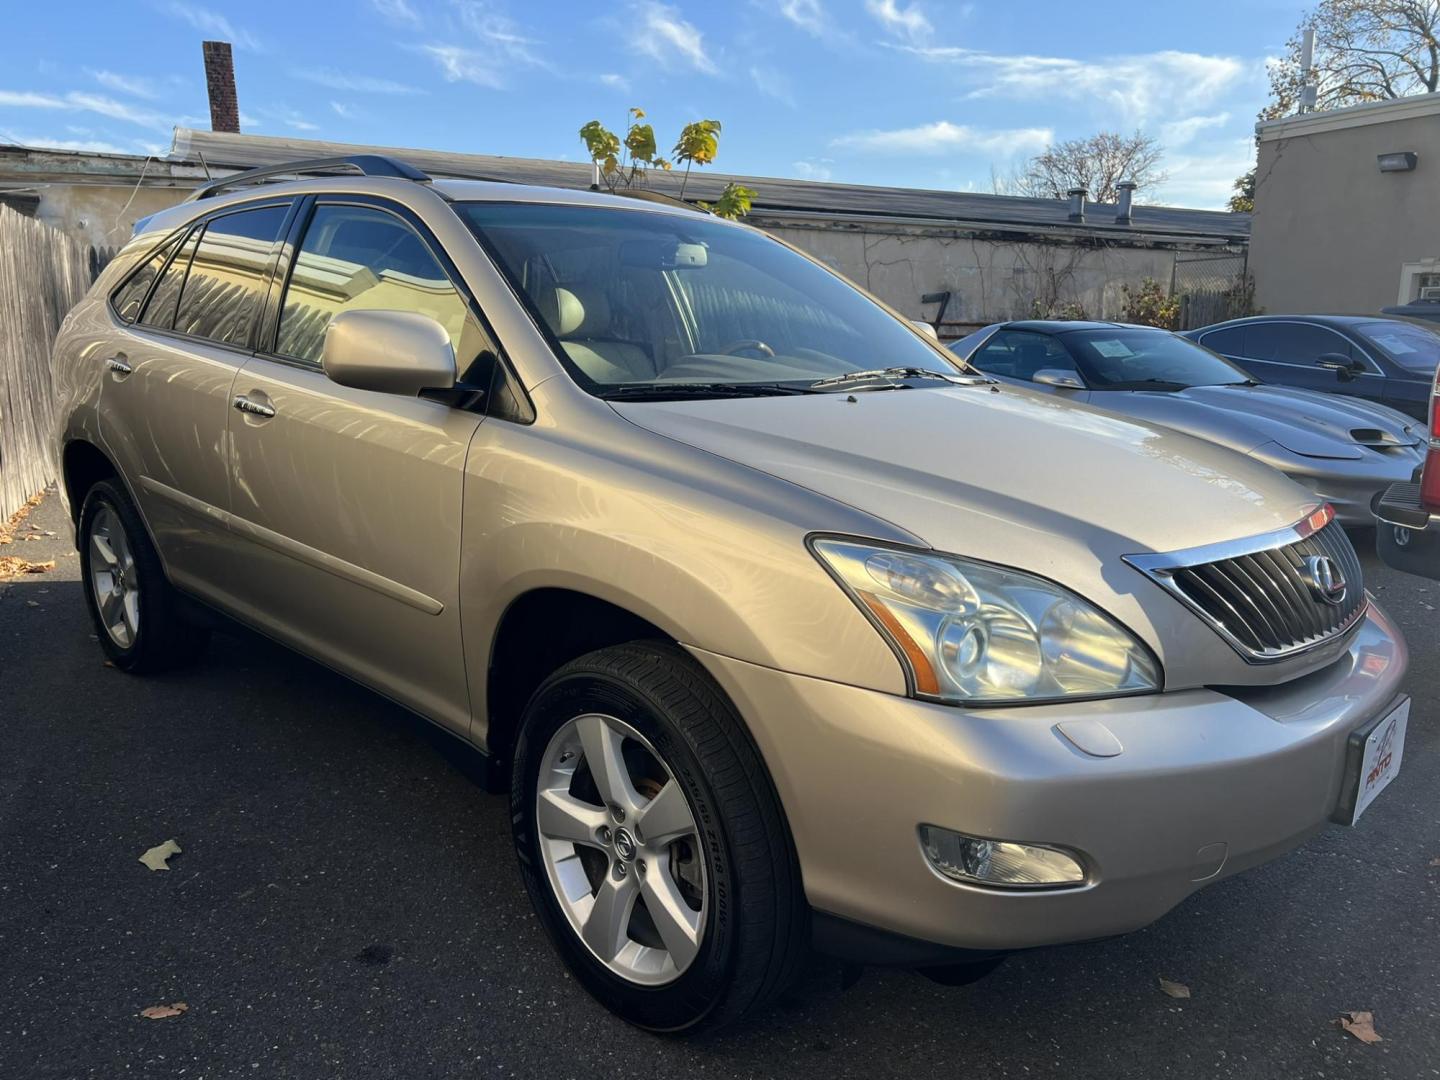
511 642 806 1032
78 480 209 672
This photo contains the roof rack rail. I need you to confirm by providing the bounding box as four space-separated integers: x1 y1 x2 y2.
184 154 430 203
613 188 707 215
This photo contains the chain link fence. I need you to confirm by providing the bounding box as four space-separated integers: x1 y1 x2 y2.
1170 250 1253 330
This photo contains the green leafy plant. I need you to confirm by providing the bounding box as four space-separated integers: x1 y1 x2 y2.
579 110 751 218
1030 298 1090 321
1119 278 1181 330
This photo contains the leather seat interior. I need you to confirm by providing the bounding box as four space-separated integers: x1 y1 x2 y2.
538 285 657 383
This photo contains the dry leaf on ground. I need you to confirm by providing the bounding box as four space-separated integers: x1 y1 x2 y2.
0 556 56 578
139 839 182 871
1335 1011 1383 1044
140 1002 188 1020
1158 977 1191 999
1429 857 1440 867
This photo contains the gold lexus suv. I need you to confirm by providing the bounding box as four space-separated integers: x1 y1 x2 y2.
52 156 1410 1032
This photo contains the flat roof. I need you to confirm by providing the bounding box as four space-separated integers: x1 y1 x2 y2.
170 128 1250 243
1257 89 1440 142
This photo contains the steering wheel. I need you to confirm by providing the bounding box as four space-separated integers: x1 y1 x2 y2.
718 339 775 359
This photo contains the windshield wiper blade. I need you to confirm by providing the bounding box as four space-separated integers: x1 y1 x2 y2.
808 366 973 390
597 382 812 401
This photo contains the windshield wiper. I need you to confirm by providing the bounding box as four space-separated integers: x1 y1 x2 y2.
597 382 813 401
808 366 976 391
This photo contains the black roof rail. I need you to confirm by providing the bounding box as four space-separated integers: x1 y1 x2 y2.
183 154 430 203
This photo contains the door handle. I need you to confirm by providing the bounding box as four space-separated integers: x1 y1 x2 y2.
104 357 133 375
232 394 276 419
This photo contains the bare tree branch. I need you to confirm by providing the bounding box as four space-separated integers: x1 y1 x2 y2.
999 131 1166 204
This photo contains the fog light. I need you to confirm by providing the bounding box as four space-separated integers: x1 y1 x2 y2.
919 824 1085 889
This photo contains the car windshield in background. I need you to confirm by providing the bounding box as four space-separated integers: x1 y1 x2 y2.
457 202 958 395
1064 329 1250 390
1355 320 1440 373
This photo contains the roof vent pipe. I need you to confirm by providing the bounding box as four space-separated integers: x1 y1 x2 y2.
1115 181 1136 224
1067 187 1087 222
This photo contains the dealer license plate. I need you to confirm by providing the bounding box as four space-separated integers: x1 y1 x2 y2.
1341 698 1408 825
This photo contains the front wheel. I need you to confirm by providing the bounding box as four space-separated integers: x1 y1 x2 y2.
511 642 806 1032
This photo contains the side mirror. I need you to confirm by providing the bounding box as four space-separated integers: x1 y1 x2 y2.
322 310 456 396
1316 352 1362 381
1032 368 1085 389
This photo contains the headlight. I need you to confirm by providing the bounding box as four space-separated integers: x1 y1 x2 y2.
811 537 1160 704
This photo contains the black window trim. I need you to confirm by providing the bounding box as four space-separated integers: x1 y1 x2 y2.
256 192 533 423
119 196 301 358
1220 318 1385 377
107 227 188 326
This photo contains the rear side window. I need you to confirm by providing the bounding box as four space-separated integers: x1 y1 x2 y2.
111 235 181 322
173 205 289 347
1198 326 1246 355
275 204 470 365
1245 323 1356 366
139 228 200 330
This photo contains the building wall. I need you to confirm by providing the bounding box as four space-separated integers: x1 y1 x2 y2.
30 184 188 253
765 219 1192 328
1252 93 1440 314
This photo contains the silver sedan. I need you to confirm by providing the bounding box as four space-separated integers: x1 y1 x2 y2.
952 320 1426 525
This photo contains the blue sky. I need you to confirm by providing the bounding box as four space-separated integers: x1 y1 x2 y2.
1 0 1306 209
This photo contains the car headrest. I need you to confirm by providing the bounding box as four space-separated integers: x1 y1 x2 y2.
536 286 611 339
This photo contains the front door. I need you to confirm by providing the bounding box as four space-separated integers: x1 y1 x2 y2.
223 199 491 735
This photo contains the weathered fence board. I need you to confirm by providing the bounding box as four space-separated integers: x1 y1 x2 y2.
0 206 97 519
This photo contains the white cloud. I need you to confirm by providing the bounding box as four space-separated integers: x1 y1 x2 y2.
866 0 931 42
1161 111 1231 149
632 3 717 75
291 69 422 94
159 2 261 51
750 66 796 107
0 89 168 129
599 73 630 91
420 45 506 88
903 45 1246 128
89 70 160 100
1154 137 1255 208
793 158 833 180
331 101 358 118
457 3 553 71
259 105 319 132
780 0 828 36
369 0 420 24
0 129 132 154
832 120 1053 157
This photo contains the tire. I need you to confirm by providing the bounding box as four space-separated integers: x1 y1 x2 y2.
511 641 807 1032
77 479 209 673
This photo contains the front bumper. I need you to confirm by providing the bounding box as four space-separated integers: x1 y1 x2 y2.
688 602 1408 954
1265 447 1424 526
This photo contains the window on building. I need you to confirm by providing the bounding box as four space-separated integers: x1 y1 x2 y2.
172 204 289 347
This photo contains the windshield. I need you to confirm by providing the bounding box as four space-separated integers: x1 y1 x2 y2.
1355 320 1440 373
457 202 958 394
1062 328 1250 390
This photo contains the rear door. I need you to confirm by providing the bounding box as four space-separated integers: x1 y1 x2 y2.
223 196 493 735
99 200 293 601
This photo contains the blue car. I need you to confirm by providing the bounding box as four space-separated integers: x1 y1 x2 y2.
1183 315 1439 422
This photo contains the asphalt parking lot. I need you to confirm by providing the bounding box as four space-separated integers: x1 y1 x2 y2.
2 492 1438 1079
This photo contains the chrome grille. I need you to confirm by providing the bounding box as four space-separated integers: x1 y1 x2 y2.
1125 509 1367 663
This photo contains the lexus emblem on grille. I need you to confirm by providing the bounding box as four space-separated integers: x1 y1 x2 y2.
1303 555 1348 606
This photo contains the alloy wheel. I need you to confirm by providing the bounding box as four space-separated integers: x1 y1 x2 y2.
534 713 708 986
88 505 140 648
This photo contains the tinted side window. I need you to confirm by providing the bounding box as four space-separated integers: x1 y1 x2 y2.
139 228 200 330
276 204 470 366
174 205 289 347
1246 323 1353 366
1198 326 1246 355
969 331 1076 381
112 235 180 322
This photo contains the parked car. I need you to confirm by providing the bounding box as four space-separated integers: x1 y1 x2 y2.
1381 297 1440 325
1375 359 1440 579
951 320 1425 525
1184 314 1438 421
53 157 1410 1032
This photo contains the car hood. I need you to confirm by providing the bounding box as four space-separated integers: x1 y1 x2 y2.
1090 383 1423 460
612 383 1315 560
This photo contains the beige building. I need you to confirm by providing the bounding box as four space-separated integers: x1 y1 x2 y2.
1252 91 1440 314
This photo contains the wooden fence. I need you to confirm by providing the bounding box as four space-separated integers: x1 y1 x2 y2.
0 206 101 520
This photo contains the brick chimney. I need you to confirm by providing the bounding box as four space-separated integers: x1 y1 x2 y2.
202 40 240 133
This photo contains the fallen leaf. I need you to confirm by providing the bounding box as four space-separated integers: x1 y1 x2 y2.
1430 857 1440 868
140 1002 188 1020
1159 977 1191 999
139 839 182 871
1335 1011 1382 1044
0 556 55 578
